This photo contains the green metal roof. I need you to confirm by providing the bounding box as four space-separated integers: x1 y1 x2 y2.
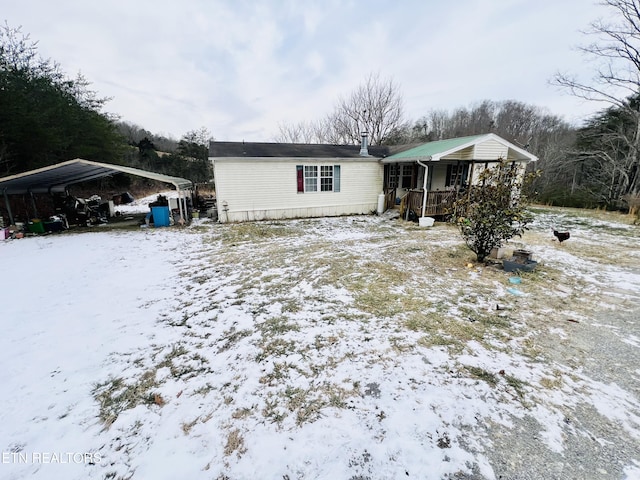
384 134 486 161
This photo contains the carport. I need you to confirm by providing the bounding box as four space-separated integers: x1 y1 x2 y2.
0 158 194 225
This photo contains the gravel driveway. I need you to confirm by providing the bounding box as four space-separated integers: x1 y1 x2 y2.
485 305 640 480
481 210 640 480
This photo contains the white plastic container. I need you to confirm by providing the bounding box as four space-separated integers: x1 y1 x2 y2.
376 193 385 215
418 216 435 227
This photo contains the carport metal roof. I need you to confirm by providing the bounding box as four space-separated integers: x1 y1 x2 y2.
0 158 193 195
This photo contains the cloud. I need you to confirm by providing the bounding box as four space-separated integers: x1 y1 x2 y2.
3 0 611 140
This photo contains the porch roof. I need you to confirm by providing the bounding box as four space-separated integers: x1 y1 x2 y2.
380 133 538 163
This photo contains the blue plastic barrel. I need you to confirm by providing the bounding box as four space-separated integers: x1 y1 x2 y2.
151 206 170 227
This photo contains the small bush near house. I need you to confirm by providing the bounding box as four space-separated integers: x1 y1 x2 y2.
452 159 536 262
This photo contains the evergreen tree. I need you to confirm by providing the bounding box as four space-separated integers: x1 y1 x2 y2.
0 23 124 175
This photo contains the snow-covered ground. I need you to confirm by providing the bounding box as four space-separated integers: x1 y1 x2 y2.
0 206 638 479
113 191 183 215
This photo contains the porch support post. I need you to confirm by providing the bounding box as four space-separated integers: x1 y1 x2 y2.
467 161 475 201
395 163 400 191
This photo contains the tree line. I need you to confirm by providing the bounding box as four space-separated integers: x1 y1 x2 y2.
3 0 640 212
276 72 639 212
0 23 213 190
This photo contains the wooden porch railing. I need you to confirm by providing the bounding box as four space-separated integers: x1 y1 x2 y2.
403 190 458 218
384 188 396 211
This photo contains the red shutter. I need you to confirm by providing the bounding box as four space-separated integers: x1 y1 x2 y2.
296 165 304 192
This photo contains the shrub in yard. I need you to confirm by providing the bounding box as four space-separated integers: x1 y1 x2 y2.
452 159 535 262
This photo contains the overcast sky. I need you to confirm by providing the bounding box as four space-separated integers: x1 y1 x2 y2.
4 1 615 142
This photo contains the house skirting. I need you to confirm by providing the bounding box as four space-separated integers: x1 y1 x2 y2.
219 203 377 223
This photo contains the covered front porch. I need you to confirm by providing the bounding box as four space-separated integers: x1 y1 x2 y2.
381 133 538 220
382 160 471 218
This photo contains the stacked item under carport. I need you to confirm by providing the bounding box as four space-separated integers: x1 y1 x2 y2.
0 216 8 239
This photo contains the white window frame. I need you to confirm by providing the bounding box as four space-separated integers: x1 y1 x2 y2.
304 166 318 192
448 164 465 187
389 164 399 189
299 164 341 193
388 163 413 189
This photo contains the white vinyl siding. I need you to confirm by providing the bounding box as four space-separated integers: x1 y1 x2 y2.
213 158 382 222
473 139 508 160
440 139 508 161
441 146 474 161
430 165 449 190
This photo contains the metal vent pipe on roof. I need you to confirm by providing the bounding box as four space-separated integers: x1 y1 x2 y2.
359 132 369 156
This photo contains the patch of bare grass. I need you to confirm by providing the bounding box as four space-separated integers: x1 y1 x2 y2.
93 370 161 428
220 222 301 245
181 418 199 435
259 361 303 386
465 366 498 387
217 327 253 352
539 371 564 390
388 336 415 353
224 429 247 457
255 338 298 362
259 316 300 336
405 307 512 351
503 374 529 398
355 287 406 318
93 343 213 427
283 383 354 425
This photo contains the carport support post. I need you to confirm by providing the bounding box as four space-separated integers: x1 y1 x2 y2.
3 189 14 225
29 190 38 219
177 188 185 222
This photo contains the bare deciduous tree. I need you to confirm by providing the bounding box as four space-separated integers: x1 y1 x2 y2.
274 120 322 143
332 73 406 145
274 73 406 145
552 0 640 199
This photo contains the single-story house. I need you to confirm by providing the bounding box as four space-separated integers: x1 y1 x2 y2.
209 133 537 223
209 139 395 223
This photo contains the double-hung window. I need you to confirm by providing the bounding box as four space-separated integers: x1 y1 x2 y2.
297 165 341 193
320 166 334 191
446 164 466 187
401 164 413 189
304 166 318 192
387 163 414 189
388 164 399 189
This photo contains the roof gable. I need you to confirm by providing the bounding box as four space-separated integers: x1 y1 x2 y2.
385 135 485 160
